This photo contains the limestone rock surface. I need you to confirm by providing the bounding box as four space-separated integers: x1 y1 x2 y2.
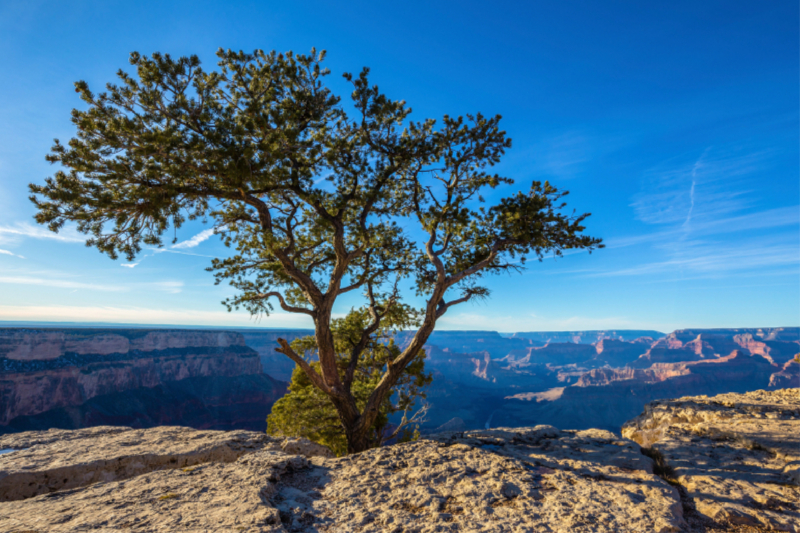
0 425 685 533
272 426 684 533
3 389 797 533
0 425 328 502
280 437 334 459
0 449 305 532
623 388 800 532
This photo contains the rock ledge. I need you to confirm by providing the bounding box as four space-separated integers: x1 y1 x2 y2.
623 388 799 532
0 388 797 532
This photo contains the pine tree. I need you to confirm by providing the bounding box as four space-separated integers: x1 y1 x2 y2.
30 48 602 453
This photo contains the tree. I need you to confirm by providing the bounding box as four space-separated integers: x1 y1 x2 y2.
267 305 431 456
30 48 602 453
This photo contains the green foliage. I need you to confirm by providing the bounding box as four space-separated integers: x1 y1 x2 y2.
30 47 600 311
29 47 602 453
268 306 431 456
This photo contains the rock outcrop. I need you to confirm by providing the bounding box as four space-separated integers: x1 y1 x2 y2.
0 425 684 533
0 425 332 503
1 389 797 532
623 389 800 532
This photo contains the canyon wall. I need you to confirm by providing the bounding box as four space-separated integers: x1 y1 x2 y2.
237 329 311 381
509 329 664 344
0 329 245 360
0 329 284 433
418 327 798 432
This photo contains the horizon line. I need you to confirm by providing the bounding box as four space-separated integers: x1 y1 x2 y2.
0 320 797 335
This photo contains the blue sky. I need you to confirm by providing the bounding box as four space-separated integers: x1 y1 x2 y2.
0 0 797 332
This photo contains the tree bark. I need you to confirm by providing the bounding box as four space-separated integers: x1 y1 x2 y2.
344 424 371 454
327 394 371 453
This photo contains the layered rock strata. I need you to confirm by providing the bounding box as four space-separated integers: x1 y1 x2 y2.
623 389 800 532
0 329 246 360
1 373 286 434
0 329 266 428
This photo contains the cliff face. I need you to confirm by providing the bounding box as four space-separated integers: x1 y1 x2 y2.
494 351 779 432
510 329 665 344
0 329 272 431
418 327 798 432
400 330 542 358
0 329 245 360
237 329 311 381
1 374 287 433
573 366 690 386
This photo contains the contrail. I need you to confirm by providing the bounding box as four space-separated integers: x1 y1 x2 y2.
683 147 711 229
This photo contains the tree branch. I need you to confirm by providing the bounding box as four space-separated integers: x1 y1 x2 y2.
253 291 316 316
275 338 332 395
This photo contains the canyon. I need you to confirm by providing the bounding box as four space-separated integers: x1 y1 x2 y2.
0 329 286 433
420 327 798 433
0 325 797 436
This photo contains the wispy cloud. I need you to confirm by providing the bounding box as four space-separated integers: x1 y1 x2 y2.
605 205 800 250
0 268 190 294
631 149 768 227
173 228 215 249
0 221 217 263
535 132 593 180
604 147 800 281
590 238 799 279
682 147 710 229
122 229 217 268
152 248 215 258
0 275 125 292
505 129 630 182
0 222 84 244
152 281 184 294
0 249 24 259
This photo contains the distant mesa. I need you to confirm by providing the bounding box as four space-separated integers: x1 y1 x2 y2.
509 329 666 344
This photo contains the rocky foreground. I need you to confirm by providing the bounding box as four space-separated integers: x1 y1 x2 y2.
623 388 799 532
0 389 797 533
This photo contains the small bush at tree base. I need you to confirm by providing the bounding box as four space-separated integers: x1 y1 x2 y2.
268 306 431 456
